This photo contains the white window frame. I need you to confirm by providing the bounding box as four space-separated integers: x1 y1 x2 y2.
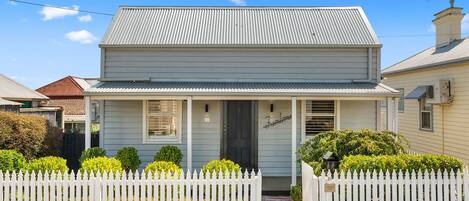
419 98 433 132
142 100 183 144
301 100 338 143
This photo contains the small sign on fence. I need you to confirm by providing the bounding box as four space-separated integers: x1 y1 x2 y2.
324 183 336 193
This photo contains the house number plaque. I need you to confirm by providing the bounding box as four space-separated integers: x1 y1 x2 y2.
324 183 336 193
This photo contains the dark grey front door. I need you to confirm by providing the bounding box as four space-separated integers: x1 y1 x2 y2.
223 101 257 170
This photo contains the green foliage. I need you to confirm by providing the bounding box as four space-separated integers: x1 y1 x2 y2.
0 112 47 159
79 147 107 164
290 185 302 201
80 157 123 173
202 159 241 174
23 156 69 173
144 161 182 174
340 154 463 172
154 145 183 166
298 129 407 170
0 150 26 172
115 147 141 172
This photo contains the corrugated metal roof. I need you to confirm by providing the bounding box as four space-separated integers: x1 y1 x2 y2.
72 77 98 90
101 6 380 47
0 74 49 100
85 82 398 97
0 98 23 106
382 38 469 75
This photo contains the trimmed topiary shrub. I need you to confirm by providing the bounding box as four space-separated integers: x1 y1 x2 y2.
340 154 463 172
79 147 107 165
202 159 241 175
290 185 302 201
144 161 181 174
0 150 26 172
80 157 123 173
298 129 407 171
23 156 69 173
115 147 141 172
0 112 47 159
154 145 183 166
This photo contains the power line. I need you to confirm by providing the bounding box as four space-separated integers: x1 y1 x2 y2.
10 0 114 16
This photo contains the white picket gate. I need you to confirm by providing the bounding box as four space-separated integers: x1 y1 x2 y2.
0 170 262 201
302 161 469 201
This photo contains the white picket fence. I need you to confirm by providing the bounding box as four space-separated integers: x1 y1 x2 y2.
0 170 262 201
302 161 469 201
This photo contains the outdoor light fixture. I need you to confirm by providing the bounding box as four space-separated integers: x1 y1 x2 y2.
323 151 339 170
270 104 274 113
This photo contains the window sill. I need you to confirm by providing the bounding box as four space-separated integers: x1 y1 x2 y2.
142 138 182 144
419 128 434 133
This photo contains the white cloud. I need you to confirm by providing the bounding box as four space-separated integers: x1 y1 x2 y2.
8 1 17 5
65 30 97 44
78 14 92 22
230 0 246 6
40 5 79 21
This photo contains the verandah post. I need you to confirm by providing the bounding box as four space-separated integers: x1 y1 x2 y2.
187 96 193 171
85 96 91 149
291 96 297 186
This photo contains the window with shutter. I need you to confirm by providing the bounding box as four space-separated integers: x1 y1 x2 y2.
143 100 182 143
303 100 336 138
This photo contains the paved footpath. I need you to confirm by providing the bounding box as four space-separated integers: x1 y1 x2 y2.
262 195 292 201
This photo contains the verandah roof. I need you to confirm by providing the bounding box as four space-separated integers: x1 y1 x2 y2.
84 82 399 97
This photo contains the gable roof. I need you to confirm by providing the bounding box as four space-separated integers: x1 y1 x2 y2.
382 38 469 75
101 6 380 48
36 76 98 97
0 74 49 101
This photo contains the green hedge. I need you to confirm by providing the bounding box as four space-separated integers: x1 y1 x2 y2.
145 161 181 174
80 157 123 174
202 159 240 175
80 147 107 165
0 150 26 172
340 154 463 172
24 156 69 173
0 112 47 159
299 129 407 171
115 147 141 172
154 145 183 167
290 185 302 201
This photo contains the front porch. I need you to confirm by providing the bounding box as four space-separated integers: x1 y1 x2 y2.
83 82 400 189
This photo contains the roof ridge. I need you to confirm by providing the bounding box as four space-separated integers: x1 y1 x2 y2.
119 6 363 10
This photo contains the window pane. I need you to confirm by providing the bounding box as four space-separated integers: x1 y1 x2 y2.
421 112 431 129
306 100 334 113
147 100 179 137
305 116 334 136
397 88 404 112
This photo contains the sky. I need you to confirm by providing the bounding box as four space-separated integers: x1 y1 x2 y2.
1 0 468 89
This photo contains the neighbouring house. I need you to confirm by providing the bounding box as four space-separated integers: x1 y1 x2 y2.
382 5 469 162
84 6 400 189
0 74 62 126
36 76 99 134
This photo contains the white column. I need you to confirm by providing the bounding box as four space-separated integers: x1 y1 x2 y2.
187 96 193 170
393 97 399 133
335 100 341 130
85 96 91 149
291 97 297 186
386 97 393 131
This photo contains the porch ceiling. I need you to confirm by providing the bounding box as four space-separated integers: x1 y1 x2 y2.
84 81 399 98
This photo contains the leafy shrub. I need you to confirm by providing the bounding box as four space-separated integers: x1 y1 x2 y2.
290 185 302 201
0 112 47 159
154 145 183 166
0 150 26 172
115 147 141 172
340 154 463 172
202 159 241 175
80 157 123 173
38 124 64 157
24 156 69 173
79 147 107 164
145 161 181 174
299 129 407 170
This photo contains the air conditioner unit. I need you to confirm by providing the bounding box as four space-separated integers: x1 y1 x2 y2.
426 79 454 104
